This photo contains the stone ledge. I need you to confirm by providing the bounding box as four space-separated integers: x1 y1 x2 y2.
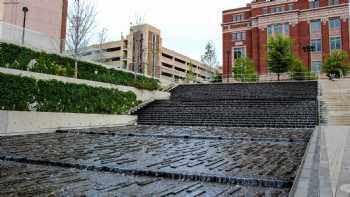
0 110 137 136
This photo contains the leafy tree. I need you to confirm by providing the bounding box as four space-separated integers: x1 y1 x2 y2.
267 34 294 80
233 57 257 82
322 50 350 77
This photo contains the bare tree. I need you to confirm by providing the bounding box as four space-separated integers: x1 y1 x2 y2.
201 42 218 80
134 14 146 25
67 0 97 78
95 27 108 63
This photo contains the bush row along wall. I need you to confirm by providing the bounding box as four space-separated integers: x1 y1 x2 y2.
0 42 160 90
0 73 139 114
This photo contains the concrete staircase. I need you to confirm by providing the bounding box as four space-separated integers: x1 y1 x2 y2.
320 79 350 125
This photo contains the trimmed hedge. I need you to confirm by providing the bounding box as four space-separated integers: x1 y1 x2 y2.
0 73 139 114
0 42 160 90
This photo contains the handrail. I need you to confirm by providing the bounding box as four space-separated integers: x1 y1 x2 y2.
181 72 321 84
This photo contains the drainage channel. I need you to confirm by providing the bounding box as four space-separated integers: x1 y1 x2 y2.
0 156 293 189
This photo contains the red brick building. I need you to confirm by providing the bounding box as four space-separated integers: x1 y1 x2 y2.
222 0 350 79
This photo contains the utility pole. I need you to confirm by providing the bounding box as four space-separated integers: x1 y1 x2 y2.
21 7 29 45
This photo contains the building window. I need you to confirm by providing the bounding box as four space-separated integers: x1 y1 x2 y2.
330 36 341 50
311 39 322 52
329 17 341 30
284 24 289 34
310 20 321 32
274 24 283 33
311 61 322 73
233 48 246 59
329 0 339 6
309 0 320 8
268 23 289 36
262 7 268 14
233 32 246 41
268 25 273 35
288 4 294 11
271 6 284 13
233 15 243 22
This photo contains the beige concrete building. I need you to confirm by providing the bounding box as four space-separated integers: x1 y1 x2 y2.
82 24 215 82
0 0 68 52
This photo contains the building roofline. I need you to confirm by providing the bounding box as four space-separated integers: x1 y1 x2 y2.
162 47 203 65
222 5 251 14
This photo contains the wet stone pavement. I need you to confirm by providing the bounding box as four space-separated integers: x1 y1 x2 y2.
64 125 313 142
0 125 312 196
0 161 289 197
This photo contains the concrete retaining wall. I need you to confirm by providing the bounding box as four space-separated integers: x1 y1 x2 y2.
0 111 137 136
0 67 170 102
290 128 321 197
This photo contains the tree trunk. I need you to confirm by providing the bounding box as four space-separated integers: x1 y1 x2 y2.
74 60 78 78
277 73 280 81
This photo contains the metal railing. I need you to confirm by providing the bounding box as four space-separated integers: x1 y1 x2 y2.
179 72 322 85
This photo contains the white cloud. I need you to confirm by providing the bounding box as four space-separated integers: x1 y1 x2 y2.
91 0 251 65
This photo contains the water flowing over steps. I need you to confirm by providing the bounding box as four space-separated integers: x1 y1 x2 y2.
134 82 319 128
0 81 319 196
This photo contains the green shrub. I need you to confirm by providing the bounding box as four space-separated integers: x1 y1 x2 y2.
233 57 258 82
0 42 160 90
322 50 350 77
289 57 319 80
0 73 36 111
289 57 307 80
0 73 138 114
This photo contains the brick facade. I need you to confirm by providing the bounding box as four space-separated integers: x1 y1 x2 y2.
222 0 350 78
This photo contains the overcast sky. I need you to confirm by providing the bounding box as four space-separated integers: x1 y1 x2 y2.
92 0 251 65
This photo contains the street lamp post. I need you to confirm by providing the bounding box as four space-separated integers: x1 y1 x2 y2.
21 7 29 46
303 45 315 71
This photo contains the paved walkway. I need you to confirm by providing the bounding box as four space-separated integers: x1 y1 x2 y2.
293 79 350 197
319 79 350 197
